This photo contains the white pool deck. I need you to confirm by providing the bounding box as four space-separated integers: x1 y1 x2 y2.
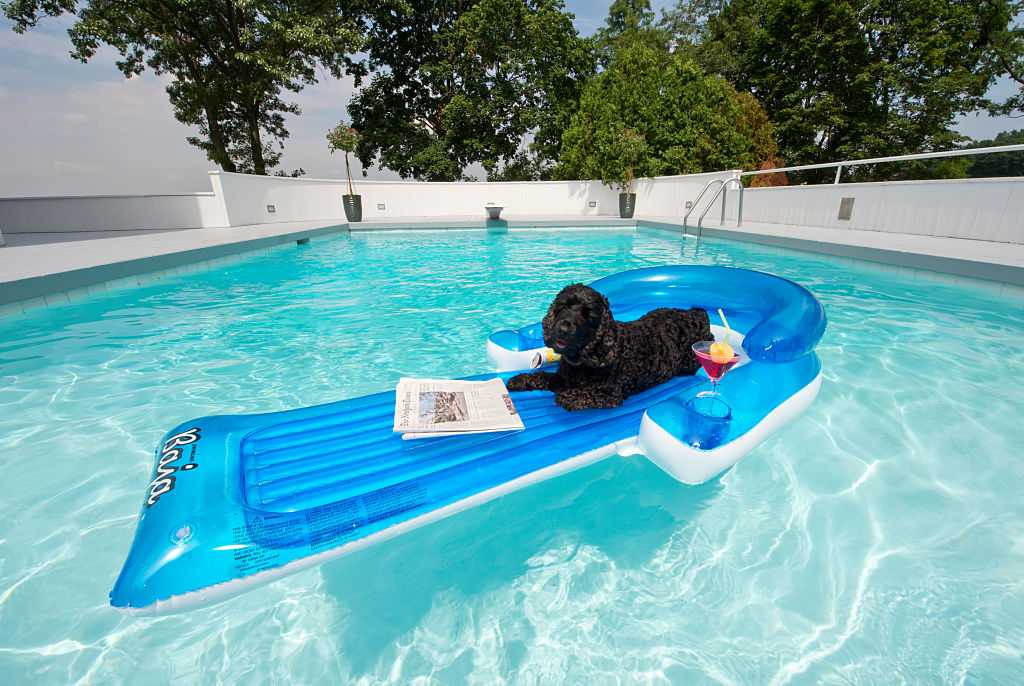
1 213 1022 317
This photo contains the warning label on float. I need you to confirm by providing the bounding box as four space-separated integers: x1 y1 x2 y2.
231 482 431 572
231 514 307 575
305 482 428 551
305 498 365 551
362 482 427 524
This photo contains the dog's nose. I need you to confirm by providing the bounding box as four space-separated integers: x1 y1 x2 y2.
556 320 573 339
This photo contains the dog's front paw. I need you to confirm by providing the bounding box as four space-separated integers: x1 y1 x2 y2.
555 387 623 411
506 373 531 392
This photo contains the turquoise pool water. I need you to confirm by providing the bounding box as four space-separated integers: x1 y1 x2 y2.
1 227 1022 684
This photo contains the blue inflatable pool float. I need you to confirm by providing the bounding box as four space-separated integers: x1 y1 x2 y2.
110 266 826 615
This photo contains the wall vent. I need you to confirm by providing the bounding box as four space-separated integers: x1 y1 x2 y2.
838 197 854 220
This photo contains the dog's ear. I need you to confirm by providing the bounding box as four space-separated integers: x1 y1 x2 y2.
541 298 558 339
580 292 617 368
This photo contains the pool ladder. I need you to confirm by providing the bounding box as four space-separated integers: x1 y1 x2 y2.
683 177 744 241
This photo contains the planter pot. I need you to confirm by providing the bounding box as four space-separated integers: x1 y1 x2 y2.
343 194 362 222
619 192 636 218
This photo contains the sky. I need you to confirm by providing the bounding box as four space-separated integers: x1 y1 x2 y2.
0 1 1019 198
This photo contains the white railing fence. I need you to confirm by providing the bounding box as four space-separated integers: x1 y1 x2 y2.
682 144 1024 244
740 144 1024 185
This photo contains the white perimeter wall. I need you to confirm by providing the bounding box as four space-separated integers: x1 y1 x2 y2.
0 192 227 234
0 170 733 234
720 177 1024 243
211 170 736 226
0 169 1021 246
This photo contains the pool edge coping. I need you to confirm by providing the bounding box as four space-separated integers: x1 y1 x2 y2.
1 218 1022 319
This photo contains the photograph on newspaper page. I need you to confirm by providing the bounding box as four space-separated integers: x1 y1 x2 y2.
393 377 523 438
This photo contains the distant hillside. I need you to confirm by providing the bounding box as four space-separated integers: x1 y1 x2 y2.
966 130 1024 177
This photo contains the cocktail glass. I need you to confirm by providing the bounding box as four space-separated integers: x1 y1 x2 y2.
691 340 744 408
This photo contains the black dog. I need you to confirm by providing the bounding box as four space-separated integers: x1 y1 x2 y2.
506 283 712 410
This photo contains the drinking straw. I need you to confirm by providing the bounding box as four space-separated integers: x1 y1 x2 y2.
718 308 731 342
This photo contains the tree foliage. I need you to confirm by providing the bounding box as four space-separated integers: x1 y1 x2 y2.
554 35 776 189
602 0 657 35
665 0 1020 182
347 0 594 181
614 129 648 194
3 0 365 175
593 0 663 66
979 2 1024 118
966 129 1024 177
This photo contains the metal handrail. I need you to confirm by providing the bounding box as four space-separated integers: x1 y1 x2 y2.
738 143 1024 184
720 177 745 227
696 178 743 241
682 178 723 237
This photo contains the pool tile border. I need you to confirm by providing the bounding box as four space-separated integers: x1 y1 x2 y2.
1 219 1021 320
684 225 1024 304
712 234 1024 301
0 225 348 318
0 237 336 319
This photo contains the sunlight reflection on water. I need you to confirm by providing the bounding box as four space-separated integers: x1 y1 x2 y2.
1 228 1022 684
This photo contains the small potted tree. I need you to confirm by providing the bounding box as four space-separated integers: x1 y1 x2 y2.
327 121 363 222
612 129 647 218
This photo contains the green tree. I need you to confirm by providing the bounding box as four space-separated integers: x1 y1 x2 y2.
966 130 1024 177
554 36 776 187
594 0 664 66
614 129 649 193
348 0 594 181
666 0 1017 182
603 0 657 35
326 121 362 194
3 0 365 175
979 2 1024 118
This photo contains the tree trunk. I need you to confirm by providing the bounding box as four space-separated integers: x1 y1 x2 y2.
248 103 267 175
345 152 354 195
185 53 235 174
204 107 236 173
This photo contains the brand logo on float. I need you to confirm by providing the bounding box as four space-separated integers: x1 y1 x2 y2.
145 428 201 508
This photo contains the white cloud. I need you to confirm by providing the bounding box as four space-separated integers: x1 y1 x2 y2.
0 85 7 100
0 23 75 60
289 74 357 115
68 78 170 117
64 112 90 123
53 161 102 173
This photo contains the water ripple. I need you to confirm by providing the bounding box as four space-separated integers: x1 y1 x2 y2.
1 228 1023 684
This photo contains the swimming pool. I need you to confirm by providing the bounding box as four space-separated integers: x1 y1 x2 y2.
1 227 1022 683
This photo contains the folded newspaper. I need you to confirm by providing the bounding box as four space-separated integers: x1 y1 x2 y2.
393 377 524 439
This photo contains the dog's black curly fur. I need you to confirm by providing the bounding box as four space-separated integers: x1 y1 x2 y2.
506 283 712 411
